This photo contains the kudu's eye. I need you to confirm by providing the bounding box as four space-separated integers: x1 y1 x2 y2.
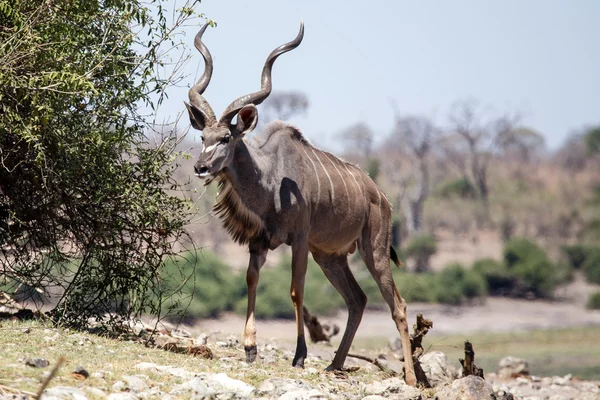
220 135 231 144
201 136 205 142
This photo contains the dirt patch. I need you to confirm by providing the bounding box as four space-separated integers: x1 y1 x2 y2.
191 296 600 344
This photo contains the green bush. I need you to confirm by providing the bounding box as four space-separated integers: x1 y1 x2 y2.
159 251 237 319
394 272 436 303
561 244 594 269
472 258 516 296
405 235 437 273
582 249 600 284
503 237 547 268
461 270 489 301
587 291 600 310
503 237 558 298
234 256 345 319
432 263 487 305
437 177 475 199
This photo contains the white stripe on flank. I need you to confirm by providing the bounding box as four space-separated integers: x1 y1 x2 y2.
300 146 321 212
374 189 382 244
343 163 362 195
325 154 349 200
312 149 334 203
202 143 218 154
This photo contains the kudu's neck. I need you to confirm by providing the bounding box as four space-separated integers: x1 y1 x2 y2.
220 139 272 204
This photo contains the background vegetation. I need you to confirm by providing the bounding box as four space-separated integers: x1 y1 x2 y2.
1 0 599 327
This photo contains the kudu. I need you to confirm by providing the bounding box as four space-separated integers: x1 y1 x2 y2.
186 22 417 386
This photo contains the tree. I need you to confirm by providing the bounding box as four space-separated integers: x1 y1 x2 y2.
497 127 545 164
386 109 440 236
554 132 588 172
0 0 203 326
442 99 518 226
585 125 600 155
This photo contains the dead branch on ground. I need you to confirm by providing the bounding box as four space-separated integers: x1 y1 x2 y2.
303 306 339 343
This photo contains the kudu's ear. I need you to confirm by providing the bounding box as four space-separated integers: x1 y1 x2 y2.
235 105 258 136
184 101 209 131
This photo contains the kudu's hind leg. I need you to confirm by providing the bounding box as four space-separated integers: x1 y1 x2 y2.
312 252 367 371
290 233 309 368
359 228 417 387
244 246 267 363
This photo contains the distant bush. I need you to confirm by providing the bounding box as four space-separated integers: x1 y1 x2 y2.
582 249 600 284
432 263 487 305
159 251 237 319
587 291 600 310
472 258 516 296
234 256 345 319
503 237 559 298
393 271 436 303
405 235 437 273
561 244 596 269
504 237 546 268
437 177 476 199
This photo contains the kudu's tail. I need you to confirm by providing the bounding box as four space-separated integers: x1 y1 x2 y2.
390 246 404 269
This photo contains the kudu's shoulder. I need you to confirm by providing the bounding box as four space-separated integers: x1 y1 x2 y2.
256 120 311 147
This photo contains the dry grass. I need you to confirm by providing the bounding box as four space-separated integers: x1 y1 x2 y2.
352 325 600 380
0 319 383 398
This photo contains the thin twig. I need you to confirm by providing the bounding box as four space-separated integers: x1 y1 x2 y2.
0 383 36 396
347 353 398 377
35 356 65 400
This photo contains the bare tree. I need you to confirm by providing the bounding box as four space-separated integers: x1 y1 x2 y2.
261 90 309 122
442 99 518 225
339 122 374 163
554 132 589 172
386 109 441 236
497 127 546 164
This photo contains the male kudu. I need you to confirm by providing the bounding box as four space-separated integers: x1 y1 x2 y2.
186 22 417 386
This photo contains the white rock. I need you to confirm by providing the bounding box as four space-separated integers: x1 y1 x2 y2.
107 393 138 400
121 375 149 392
419 351 457 387
84 387 107 398
195 333 209 345
210 372 255 396
278 389 327 399
43 386 88 400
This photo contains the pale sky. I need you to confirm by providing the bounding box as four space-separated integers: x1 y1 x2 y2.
155 0 600 152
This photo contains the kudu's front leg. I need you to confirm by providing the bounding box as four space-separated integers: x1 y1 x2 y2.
290 233 309 368
244 248 267 363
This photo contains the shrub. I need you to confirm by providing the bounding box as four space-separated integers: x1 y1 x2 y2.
587 291 600 310
393 271 436 303
461 270 489 301
503 237 558 298
561 244 594 270
159 251 237 319
234 256 345 319
472 258 516 296
512 256 557 298
437 177 475 199
503 237 546 269
582 249 600 284
405 235 437 273
433 263 486 305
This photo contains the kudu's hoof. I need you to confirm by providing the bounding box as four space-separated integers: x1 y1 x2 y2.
292 357 305 368
324 364 340 372
245 345 257 363
292 336 307 368
404 376 417 387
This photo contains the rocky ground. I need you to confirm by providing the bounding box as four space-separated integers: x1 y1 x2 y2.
1 321 599 400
